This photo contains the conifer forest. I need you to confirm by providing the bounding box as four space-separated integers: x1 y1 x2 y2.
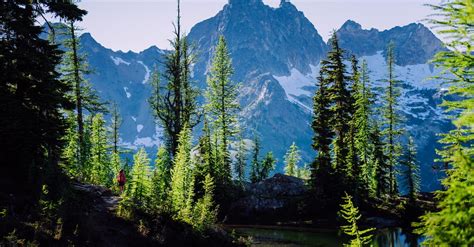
0 0 472 246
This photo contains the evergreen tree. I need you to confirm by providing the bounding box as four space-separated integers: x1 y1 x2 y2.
296 164 311 180
151 146 171 210
192 174 218 232
347 55 361 193
194 118 215 198
382 42 403 195
148 0 200 158
354 60 375 195
89 113 112 186
400 137 420 201
259 152 276 181
110 103 121 154
325 32 351 177
370 121 390 198
339 192 375 247
205 35 240 185
310 67 334 193
284 142 301 177
169 126 195 218
250 134 261 183
0 0 83 197
127 148 152 207
416 1 474 245
60 21 105 172
234 132 248 185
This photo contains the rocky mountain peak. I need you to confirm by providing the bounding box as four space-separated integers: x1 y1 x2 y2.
340 19 363 31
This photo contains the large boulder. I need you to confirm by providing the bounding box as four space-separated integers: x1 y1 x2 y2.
227 174 308 224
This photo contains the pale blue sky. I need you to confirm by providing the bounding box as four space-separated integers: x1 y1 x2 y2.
74 0 440 52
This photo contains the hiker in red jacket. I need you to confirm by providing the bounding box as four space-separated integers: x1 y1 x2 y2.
117 169 126 193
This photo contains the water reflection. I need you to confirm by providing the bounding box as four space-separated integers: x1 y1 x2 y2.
232 227 423 247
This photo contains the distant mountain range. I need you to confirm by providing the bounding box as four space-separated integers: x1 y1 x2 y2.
55 0 450 191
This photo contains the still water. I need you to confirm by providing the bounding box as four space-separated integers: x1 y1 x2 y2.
232 227 422 247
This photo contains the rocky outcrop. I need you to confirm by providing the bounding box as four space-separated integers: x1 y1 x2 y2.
227 174 308 224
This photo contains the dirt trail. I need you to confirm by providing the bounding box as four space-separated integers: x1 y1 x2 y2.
72 182 157 247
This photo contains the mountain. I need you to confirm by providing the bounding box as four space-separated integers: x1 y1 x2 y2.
66 0 449 191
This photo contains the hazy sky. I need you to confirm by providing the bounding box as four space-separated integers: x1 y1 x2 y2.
75 0 439 52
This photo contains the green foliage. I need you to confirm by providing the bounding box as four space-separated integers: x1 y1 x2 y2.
326 33 351 175
205 35 240 185
260 152 276 181
381 43 404 195
235 133 248 185
250 134 261 183
353 60 375 195
90 113 112 187
192 174 218 232
339 192 375 247
416 1 474 245
126 148 152 208
295 164 311 180
170 126 195 217
370 120 390 198
400 137 420 201
311 65 334 191
284 142 301 177
0 1 85 195
151 146 171 210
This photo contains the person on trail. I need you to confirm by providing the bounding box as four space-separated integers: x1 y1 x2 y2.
117 169 126 193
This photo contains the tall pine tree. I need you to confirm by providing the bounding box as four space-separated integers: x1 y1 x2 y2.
354 60 375 195
382 42 403 195
400 136 420 201
205 35 240 185
325 32 351 180
149 0 200 158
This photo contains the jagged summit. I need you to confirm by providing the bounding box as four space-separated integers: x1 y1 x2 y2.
340 20 363 31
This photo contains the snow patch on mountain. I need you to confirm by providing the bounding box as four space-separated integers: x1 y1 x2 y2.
137 61 150 84
274 68 315 97
131 116 137 122
110 56 130 66
360 51 442 90
137 124 144 133
123 87 131 98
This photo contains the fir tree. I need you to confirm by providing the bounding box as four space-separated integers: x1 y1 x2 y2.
169 126 195 219
339 192 375 247
127 148 152 207
259 152 276 181
347 55 361 193
149 0 200 158
234 132 248 185
194 117 215 197
205 35 240 185
90 114 112 186
325 32 351 177
400 137 420 201
151 146 171 210
310 67 334 194
354 60 375 195
110 103 121 154
416 1 474 245
60 21 105 172
370 120 390 198
250 134 261 183
284 142 301 177
382 42 403 195
192 174 218 232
